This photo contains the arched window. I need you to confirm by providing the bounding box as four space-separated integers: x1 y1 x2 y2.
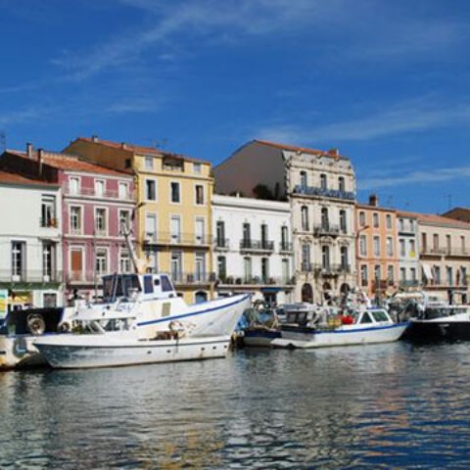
322 245 331 270
321 207 329 230
339 210 347 233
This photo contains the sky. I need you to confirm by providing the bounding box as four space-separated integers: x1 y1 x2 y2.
1 0 470 214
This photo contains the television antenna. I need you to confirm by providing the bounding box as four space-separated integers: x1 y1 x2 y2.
0 130 6 152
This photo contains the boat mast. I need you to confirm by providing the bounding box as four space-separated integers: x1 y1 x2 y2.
121 220 146 274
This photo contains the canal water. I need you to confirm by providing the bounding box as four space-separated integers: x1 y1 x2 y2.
1 341 470 469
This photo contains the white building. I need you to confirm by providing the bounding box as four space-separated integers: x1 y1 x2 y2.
214 140 357 304
0 171 63 309
212 194 294 306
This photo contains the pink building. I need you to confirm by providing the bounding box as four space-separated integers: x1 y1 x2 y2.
0 145 136 303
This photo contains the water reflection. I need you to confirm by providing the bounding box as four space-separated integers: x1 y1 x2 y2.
1 344 470 468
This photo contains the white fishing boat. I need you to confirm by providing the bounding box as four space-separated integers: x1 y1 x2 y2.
270 308 409 349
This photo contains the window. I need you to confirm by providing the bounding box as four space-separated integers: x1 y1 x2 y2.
11 241 25 280
300 171 307 187
434 266 441 284
386 214 392 229
399 219 404 231
171 216 181 243
359 211 366 227
321 207 329 230
243 257 252 283
145 213 157 242
338 176 345 192
119 210 131 234
374 265 381 281
41 195 56 228
320 174 327 190
118 182 129 199
340 246 348 270
171 251 183 282
119 251 132 273
193 163 201 174
359 235 367 257
42 242 55 279
400 267 406 282
170 182 181 203
410 219 415 231
282 259 290 284
69 177 80 195
410 240 416 257
195 252 206 282
195 218 205 245
242 223 251 247
96 249 108 276
433 234 439 251
301 206 309 231
339 210 347 233
387 265 394 283
360 265 368 287
281 226 289 251
95 180 105 197
261 257 269 283
373 213 379 228
399 239 405 257
386 237 393 257
216 221 226 248
146 179 157 201
144 156 153 170
373 236 380 257
410 268 417 282
446 266 453 286
301 244 311 271
95 208 107 235
195 185 204 205
261 224 268 247
322 245 330 271
446 235 451 252
217 256 227 281
461 236 465 253
70 206 82 234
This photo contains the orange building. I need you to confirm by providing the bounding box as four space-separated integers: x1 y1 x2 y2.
355 195 399 302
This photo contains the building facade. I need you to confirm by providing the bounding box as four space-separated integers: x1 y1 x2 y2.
396 211 420 290
0 170 62 309
1 146 136 304
212 194 294 305
64 136 215 303
356 196 399 302
214 140 357 304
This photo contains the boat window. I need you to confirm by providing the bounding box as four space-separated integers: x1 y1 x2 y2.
160 275 175 292
371 310 389 322
359 312 373 324
143 275 154 294
161 302 171 317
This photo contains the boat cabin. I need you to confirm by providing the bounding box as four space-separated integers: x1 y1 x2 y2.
102 273 177 303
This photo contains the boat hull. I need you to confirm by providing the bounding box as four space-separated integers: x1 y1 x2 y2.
34 334 232 369
271 322 409 349
0 335 49 370
242 328 281 347
405 320 470 342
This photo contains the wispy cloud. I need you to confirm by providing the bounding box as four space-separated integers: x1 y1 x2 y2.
257 96 470 144
360 166 470 191
0 107 49 126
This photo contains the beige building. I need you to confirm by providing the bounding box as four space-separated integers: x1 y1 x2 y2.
214 140 357 304
64 136 215 303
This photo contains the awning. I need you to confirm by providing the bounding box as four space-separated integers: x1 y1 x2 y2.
422 263 434 281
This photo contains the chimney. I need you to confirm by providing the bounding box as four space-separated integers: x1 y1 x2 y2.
91 135 99 143
26 142 34 159
369 193 379 207
38 148 44 177
328 148 339 157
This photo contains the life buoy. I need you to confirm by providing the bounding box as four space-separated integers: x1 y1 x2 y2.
26 314 46 335
58 321 71 333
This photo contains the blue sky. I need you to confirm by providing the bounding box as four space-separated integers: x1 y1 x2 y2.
2 0 470 214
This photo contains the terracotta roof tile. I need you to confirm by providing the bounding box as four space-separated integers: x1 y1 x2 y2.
8 149 130 177
398 209 470 228
74 137 209 164
254 139 347 159
0 169 58 187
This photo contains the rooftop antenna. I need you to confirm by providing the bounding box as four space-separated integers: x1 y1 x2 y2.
150 138 168 149
447 194 453 210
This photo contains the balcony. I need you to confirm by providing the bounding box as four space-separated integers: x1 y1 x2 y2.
172 272 217 285
279 242 293 253
64 186 135 202
313 264 352 277
143 231 212 247
239 239 274 253
214 238 230 251
0 270 64 285
313 223 340 237
292 184 356 201
219 275 295 286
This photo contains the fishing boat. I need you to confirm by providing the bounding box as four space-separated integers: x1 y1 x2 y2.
270 308 409 349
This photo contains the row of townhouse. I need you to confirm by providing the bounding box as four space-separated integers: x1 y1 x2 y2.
1 136 470 310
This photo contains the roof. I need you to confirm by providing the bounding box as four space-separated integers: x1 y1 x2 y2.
7 149 131 177
0 170 58 188
72 137 209 165
253 139 347 160
398 209 470 229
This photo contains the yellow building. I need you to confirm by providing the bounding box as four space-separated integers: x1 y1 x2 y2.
64 136 215 303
